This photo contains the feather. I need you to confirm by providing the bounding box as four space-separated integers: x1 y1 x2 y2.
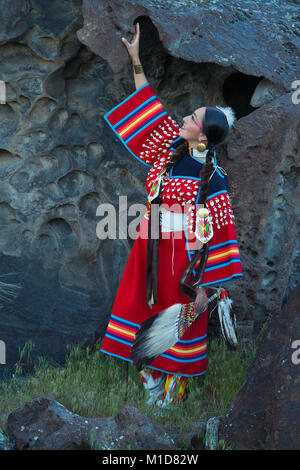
216 105 236 128
130 303 182 371
130 291 217 371
217 296 238 350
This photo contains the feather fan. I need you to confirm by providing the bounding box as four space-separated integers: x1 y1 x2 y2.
130 289 216 371
130 287 238 370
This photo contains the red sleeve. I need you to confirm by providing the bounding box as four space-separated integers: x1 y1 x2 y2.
104 83 180 167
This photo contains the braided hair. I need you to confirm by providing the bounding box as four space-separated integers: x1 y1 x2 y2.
146 106 230 308
172 107 229 301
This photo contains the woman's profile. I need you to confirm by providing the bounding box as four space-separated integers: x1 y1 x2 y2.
101 23 243 408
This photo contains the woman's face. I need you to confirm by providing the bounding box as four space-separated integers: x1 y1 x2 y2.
179 106 207 145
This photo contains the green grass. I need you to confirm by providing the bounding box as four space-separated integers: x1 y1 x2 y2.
0 337 257 441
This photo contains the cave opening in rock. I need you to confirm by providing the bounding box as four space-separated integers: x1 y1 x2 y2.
133 16 264 122
223 72 263 119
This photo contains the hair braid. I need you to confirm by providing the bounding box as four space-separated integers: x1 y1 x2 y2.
147 104 230 307
179 143 216 300
146 140 188 307
162 140 188 173
157 140 217 301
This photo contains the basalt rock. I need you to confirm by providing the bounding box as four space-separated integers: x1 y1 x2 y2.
218 285 300 450
78 0 298 91
0 428 13 450
7 396 177 450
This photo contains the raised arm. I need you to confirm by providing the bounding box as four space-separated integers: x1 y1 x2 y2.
104 23 180 167
122 23 147 91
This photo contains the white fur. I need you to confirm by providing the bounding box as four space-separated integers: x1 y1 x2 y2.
216 106 236 128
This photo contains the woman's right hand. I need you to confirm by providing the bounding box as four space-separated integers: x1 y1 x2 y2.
122 22 140 61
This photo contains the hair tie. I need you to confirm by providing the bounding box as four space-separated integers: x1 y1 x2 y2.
205 143 215 162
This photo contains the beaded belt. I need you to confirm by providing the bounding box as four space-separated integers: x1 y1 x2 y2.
159 206 187 233
143 206 187 275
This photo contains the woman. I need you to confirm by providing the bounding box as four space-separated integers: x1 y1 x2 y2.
100 23 243 408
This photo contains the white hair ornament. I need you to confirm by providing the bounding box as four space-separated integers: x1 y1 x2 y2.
216 106 236 128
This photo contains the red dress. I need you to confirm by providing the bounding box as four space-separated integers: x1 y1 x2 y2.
100 83 243 377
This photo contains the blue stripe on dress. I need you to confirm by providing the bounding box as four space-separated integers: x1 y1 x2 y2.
204 257 242 271
177 335 206 344
111 314 140 329
110 314 207 344
103 114 152 167
199 272 243 287
105 331 207 363
189 240 239 256
101 349 207 376
124 110 168 143
104 333 132 346
114 96 157 130
206 190 228 200
161 352 207 363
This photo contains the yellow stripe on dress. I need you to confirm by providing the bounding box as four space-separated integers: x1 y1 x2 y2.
169 343 206 355
119 102 163 137
208 247 240 261
108 323 136 339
